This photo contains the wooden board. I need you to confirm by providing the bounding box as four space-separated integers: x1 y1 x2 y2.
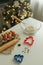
0 30 20 52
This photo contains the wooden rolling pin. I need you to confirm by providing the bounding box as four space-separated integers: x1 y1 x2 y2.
0 38 20 52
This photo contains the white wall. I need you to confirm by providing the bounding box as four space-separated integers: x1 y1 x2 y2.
30 0 43 21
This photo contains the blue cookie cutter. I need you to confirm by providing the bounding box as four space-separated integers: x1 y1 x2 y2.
14 54 24 63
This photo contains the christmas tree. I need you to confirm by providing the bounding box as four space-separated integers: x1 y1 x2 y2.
1 0 32 33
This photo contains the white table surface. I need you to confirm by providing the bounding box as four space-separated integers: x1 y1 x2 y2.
0 17 43 65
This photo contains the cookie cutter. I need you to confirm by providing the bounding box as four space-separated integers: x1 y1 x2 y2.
14 54 24 63
24 36 34 46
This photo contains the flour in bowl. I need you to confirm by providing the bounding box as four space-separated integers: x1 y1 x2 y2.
24 26 36 34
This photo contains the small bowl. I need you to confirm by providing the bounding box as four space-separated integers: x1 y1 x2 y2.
24 26 39 35
20 18 41 35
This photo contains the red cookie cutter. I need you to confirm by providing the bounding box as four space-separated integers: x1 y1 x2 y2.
24 36 34 46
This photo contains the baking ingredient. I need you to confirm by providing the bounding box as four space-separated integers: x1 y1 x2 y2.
24 26 36 34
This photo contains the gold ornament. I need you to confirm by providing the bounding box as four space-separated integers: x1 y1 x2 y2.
24 7 26 9
21 15 25 19
11 15 14 20
28 12 32 17
27 3 30 6
12 5 14 7
6 21 9 24
23 10 27 17
27 3 30 8
20 0 25 3
9 5 11 8
7 12 9 14
14 1 19 7
3 27 6 31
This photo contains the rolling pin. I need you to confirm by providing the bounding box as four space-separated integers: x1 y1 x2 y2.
0 38 20 52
